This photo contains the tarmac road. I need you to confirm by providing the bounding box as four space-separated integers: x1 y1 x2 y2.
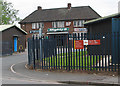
1 52 95 86
1 52 62 84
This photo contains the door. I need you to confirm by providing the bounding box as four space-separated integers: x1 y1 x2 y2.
14 37 18 52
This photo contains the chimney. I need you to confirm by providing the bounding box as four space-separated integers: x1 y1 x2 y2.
118 1 120 13
37 6 42 10
67 3 71 9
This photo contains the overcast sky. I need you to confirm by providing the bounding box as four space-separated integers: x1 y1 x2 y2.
6 0 120 23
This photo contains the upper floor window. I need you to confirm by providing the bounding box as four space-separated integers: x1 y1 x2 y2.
73 20 85 27
32 23 36 29
52 21 64 28
32 23 44 29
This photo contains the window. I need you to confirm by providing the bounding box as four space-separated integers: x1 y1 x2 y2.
52 21 64 28
73 21 77 27
32 23 36 29
81 20 85 27
32 23 44 29
60 22 64 27
66 22 71 26
73 20 85 27
36 23 39 29
52 22 56 28
39 23 44 28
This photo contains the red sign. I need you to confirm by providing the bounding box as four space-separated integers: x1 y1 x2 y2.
88 40 100 45
74 40 84 49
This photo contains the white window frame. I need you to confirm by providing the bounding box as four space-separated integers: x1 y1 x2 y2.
36 23 39 29
52 22 56 28
32 22 44 29
73 20 85 27
73 21 77 27
52 21 64 28
32 23 36 29
66 22 71 26
80 20 85 27
39 23 44 29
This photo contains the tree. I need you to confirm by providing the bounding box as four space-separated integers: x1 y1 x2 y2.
0 0 2 24
0 0 20 25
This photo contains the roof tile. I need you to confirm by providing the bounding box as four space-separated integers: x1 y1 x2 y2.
20 6 101 23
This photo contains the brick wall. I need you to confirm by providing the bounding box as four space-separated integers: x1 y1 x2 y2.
43 22 52 36
21 23 32 41
20 20 86 41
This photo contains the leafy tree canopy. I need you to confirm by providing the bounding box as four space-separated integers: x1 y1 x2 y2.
0 0 20 25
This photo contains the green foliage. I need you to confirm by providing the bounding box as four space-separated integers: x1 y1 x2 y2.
0 0 20 25
0 0 2 24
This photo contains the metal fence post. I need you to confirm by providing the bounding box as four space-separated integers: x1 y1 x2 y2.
39 28 43 69
68 34 70 71
32 35 35 69
28 38 30 66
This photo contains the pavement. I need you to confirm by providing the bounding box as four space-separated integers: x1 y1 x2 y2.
12 61 119 85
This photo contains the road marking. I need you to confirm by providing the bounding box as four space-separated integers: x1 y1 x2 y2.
10 64 16 73
10 61 26 74
9 62 62 84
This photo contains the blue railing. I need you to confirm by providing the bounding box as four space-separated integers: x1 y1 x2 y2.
28 32 120 72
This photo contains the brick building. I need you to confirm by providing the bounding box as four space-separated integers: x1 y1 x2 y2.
19 3 101 42
0 25 27 56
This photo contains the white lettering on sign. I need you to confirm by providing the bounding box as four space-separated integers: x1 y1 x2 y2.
88 40 100 45
47 28 69 32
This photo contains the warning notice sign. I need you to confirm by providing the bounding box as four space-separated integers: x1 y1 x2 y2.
74 40 84 49
88 40 100 45
74 40 100 49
